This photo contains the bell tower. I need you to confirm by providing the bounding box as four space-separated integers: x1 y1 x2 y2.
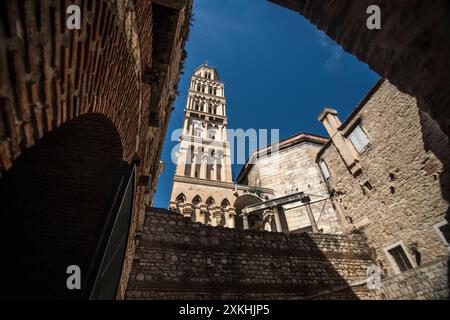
169 64 236 228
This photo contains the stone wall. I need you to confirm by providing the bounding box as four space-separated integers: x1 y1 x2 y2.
243 138 342 234
269 0 450 142
318 79 450 276
125 208 376 300
376 258 449 300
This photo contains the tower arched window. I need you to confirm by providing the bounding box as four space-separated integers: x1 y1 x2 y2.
196 84 201 91
209 86 213 95
176 194 186 205
192 195 202 206
206 197 215 208
221 199 230 209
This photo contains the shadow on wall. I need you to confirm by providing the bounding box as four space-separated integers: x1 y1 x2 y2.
125 208 375 300
0 113 125 299
418 108 450 298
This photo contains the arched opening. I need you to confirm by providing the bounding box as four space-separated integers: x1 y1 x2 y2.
0 113 130 299
233 194 264 230
192 195 202 206
176 193 186 205
206 196 215 208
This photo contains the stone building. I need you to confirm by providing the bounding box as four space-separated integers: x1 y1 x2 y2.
237 132 343 234
169 64 237 228
316 79 450 296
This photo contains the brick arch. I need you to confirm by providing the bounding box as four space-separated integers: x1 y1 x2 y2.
0 113 125 299
0 0 143 172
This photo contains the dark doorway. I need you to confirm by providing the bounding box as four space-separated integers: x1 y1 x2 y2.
0 113 127 299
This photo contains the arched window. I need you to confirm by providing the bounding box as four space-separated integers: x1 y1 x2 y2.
209 86 213 95
213 88 217 95
206 197 215 208
221 199 230 209
176 194 186 205
200 102 205 112
196 84 201 91
194 101 200 111
192 195 202 206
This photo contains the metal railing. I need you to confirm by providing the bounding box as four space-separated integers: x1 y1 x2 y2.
86 163 136 300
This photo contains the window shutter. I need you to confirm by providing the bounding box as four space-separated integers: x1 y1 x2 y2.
320 161 331 180
349 125 369 152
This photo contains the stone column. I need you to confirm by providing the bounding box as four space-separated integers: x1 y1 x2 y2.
228 209 236 229
201 155 207 179
212 157 218 181
242 212 249 230
183 117 189 134
303 196 319 233
272 209 283 233
191 152 198 177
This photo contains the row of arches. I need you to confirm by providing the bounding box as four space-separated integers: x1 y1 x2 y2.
195 83 218 96
176 194 230 209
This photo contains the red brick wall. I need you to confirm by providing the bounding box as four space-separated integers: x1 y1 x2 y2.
0 0 193 299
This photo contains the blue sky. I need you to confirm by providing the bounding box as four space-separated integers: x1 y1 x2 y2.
153 0 379 208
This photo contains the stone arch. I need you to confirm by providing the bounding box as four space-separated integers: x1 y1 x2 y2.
206 196 216 208
233 193 264 230
192 195 202 206
176 193 186 204
221 199 231 209
0 113 126 299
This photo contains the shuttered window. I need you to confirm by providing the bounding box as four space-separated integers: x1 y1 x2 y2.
348 125 369 152
319 160 331 180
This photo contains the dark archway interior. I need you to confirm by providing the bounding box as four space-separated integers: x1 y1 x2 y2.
0 113 125 299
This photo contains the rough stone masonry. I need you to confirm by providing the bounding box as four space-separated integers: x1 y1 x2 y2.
126 208 376 300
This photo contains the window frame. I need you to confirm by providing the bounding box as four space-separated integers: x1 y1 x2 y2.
319 160 331 180
383 240 416 274
347 124 370 153
433 219 450 250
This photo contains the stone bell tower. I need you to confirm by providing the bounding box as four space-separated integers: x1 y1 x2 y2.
169 63 236 228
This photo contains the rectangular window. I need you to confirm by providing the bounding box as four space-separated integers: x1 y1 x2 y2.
348 125 370 152
385 242 414 273
319 160 331 180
